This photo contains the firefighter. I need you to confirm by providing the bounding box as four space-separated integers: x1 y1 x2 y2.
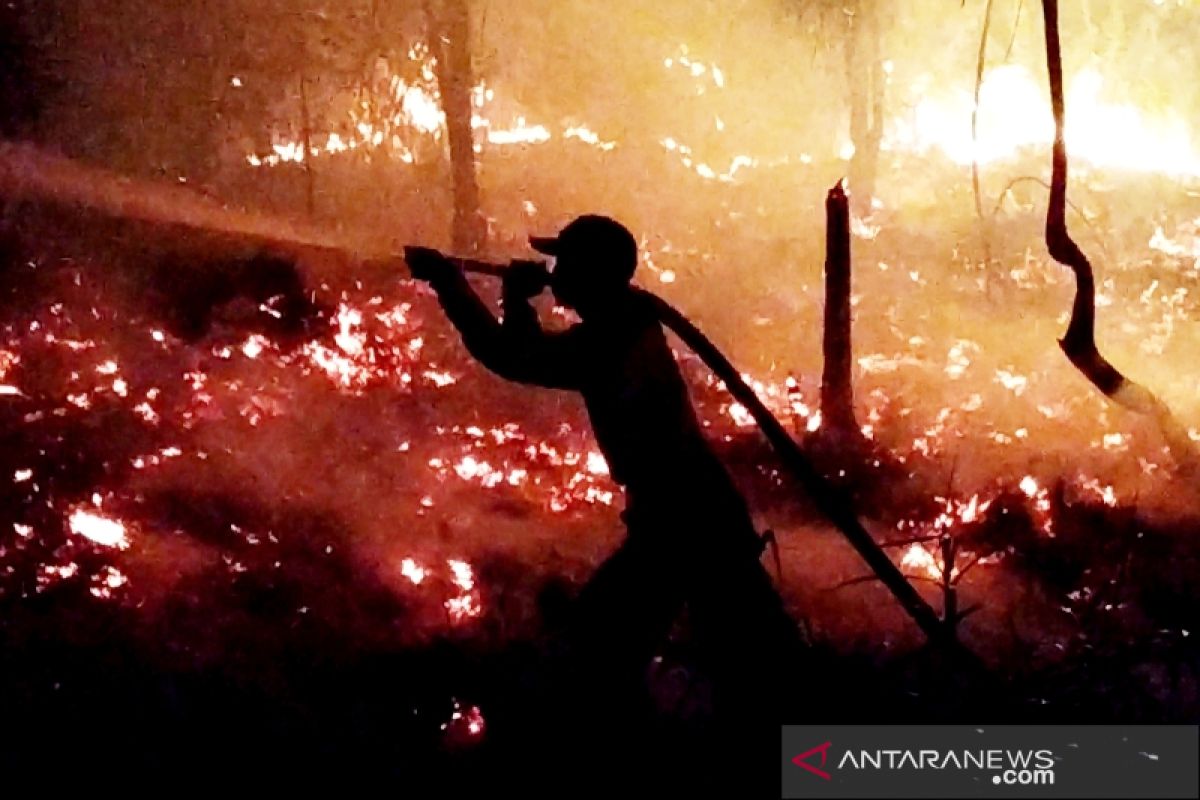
406 215 801 722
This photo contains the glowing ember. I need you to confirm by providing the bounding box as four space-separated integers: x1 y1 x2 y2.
585 451 609 476
400 557 428 586
68 506 131 550
726 401 755 428
462 705 485 736
444 593 482 622
563 125 616 151
43 562 79 580
1014 476 1055 535
441 701 486 739
133 401 159 423
444 559 481 622
0 348 17 377
422 369 457 387
994 369 1028 396
453 455 497 484
1076 476 1119 508
332 304 366 356
1019 475 1040 498
90 566 128 599
447 559 474 592
1102 432 1127 451
241 334 270 359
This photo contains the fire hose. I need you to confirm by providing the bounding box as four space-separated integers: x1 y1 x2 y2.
422 252 956 650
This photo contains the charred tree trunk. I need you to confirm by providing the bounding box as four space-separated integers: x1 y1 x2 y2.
1040 0 1198 474
844 0 884 218
972 0 997 272
299 75 316 219
820 181 859 438
431 0 485 254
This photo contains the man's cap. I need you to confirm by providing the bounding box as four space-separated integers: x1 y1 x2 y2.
529 215 638 276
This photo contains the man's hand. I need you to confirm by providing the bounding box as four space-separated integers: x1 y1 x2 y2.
503 259 550 299
404 246 459 285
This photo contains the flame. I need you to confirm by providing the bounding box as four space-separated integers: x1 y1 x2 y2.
563 125 617 151
1018 476 1055 535
899 65 1200 177
486 118 551 145
900 543 942 581
1 135 1188 635
246 43 620 171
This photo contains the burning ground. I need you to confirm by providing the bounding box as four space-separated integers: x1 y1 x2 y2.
2 0 1200 784
1 194 1198 765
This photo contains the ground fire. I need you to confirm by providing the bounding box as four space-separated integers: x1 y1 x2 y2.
0 0 1198 791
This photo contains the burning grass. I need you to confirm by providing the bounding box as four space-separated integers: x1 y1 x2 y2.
2 0 1199 786
0 163 1198 781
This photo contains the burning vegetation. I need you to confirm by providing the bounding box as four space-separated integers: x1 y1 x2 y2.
1 0 1199 787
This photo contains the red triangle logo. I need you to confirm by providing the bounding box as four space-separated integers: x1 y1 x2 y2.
792 741 832 781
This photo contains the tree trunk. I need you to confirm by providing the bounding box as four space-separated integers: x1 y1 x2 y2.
299 75 316 218
971 0 996 272
844 0 884 218
431 0 485 254
820 181 858 438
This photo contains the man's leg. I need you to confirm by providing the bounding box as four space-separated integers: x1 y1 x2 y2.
685 533 807 722
561 534 684 709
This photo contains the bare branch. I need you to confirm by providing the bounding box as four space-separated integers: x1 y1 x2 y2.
1039 0 1199 474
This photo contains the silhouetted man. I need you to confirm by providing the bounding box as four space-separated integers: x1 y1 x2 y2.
406 215 799 721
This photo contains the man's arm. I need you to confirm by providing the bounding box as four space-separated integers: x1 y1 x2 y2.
407 248 584 390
